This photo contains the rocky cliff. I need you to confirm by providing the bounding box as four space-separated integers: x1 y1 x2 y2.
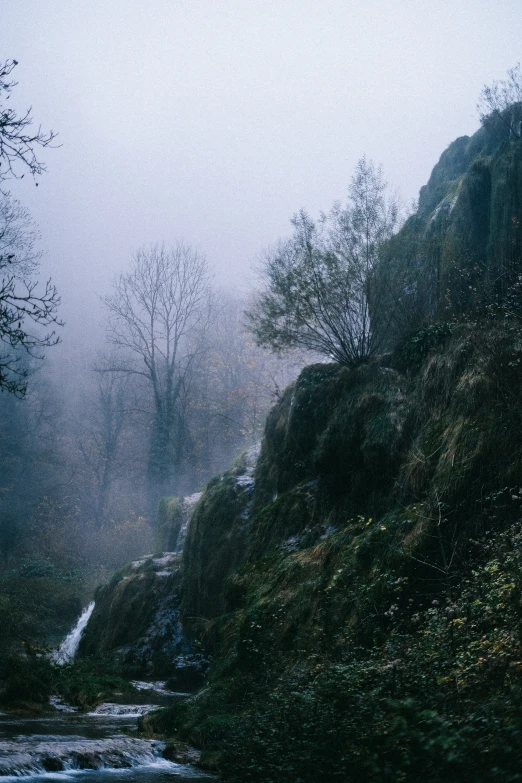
380 114 522 335
164 321 522 781
89 119 522 780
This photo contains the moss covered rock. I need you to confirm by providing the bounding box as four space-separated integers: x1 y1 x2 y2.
78 553 194 676
181 448 258 641
380 123 522 335
156 497 183 552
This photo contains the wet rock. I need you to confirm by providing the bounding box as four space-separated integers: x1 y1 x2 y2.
42 756 63 772
163 741 201 765
76 751 101 769
165 664 205 692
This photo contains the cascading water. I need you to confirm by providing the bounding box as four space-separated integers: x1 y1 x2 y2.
0 710 211 780
1 495 218 782
51 601 95 664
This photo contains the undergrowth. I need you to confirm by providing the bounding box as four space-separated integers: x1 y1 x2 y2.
0 655 134 711
158 320 522 781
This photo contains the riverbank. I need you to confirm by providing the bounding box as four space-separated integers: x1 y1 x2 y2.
0 682 213 781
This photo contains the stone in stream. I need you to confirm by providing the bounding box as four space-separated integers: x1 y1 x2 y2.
41 755 64 772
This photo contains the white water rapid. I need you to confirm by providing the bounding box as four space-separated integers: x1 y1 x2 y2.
51 601 95 664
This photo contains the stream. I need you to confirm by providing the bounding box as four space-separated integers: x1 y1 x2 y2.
0 690 212 781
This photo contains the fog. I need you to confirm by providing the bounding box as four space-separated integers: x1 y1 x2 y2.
1 0 522 562
3 3 522 767
3 0 522 357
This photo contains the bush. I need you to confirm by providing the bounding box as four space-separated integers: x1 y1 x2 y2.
0 655 55 706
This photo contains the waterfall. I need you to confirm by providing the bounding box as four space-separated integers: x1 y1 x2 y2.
51 601 95 665
176 492 202 552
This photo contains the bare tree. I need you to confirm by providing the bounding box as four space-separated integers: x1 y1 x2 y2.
0 59 57 185
0 60 60 395
77 371 127 527
102 242 212 496
0 194 61 396
247 157 400 366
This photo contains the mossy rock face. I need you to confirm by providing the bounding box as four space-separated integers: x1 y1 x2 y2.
181 466 254 642
172 320 522 778
156 497 183 552
78 553 192 676
117 121 522 780
379 126 522 338
253 364 343 509
398 324 522 509
181 323 522 653
247 487 316 561
314 366 410 501
246 363 411 555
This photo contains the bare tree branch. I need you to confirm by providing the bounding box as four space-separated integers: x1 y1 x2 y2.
102 242 212 493
246 158 401 366
0 59 58 185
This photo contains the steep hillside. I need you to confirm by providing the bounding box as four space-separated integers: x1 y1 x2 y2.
381 118 522 334
141 320 522 781
92 122 522 780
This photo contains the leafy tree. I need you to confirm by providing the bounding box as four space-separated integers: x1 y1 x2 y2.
247 157 400 367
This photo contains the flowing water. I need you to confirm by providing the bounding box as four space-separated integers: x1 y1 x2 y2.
4 509 220 782
50 603 96 665
0 696 212 782
3 607 213 781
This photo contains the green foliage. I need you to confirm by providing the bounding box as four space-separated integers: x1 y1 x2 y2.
0 653 132 711
53 658 134 710
395 323 453 371
0 560 84 653
174 516 522 781
140 699 191 737
0 655 55 706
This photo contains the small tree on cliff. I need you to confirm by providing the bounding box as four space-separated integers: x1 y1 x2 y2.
246 157 400 366
103 242 212 497
478 63 522 140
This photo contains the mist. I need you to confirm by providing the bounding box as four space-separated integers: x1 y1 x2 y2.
3 0 521 356
1 3 522 776
1 0 521 601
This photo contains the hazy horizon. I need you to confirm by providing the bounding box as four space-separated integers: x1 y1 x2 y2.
3 0 522 362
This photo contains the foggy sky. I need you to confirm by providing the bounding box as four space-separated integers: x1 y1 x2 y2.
3 0 522 363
